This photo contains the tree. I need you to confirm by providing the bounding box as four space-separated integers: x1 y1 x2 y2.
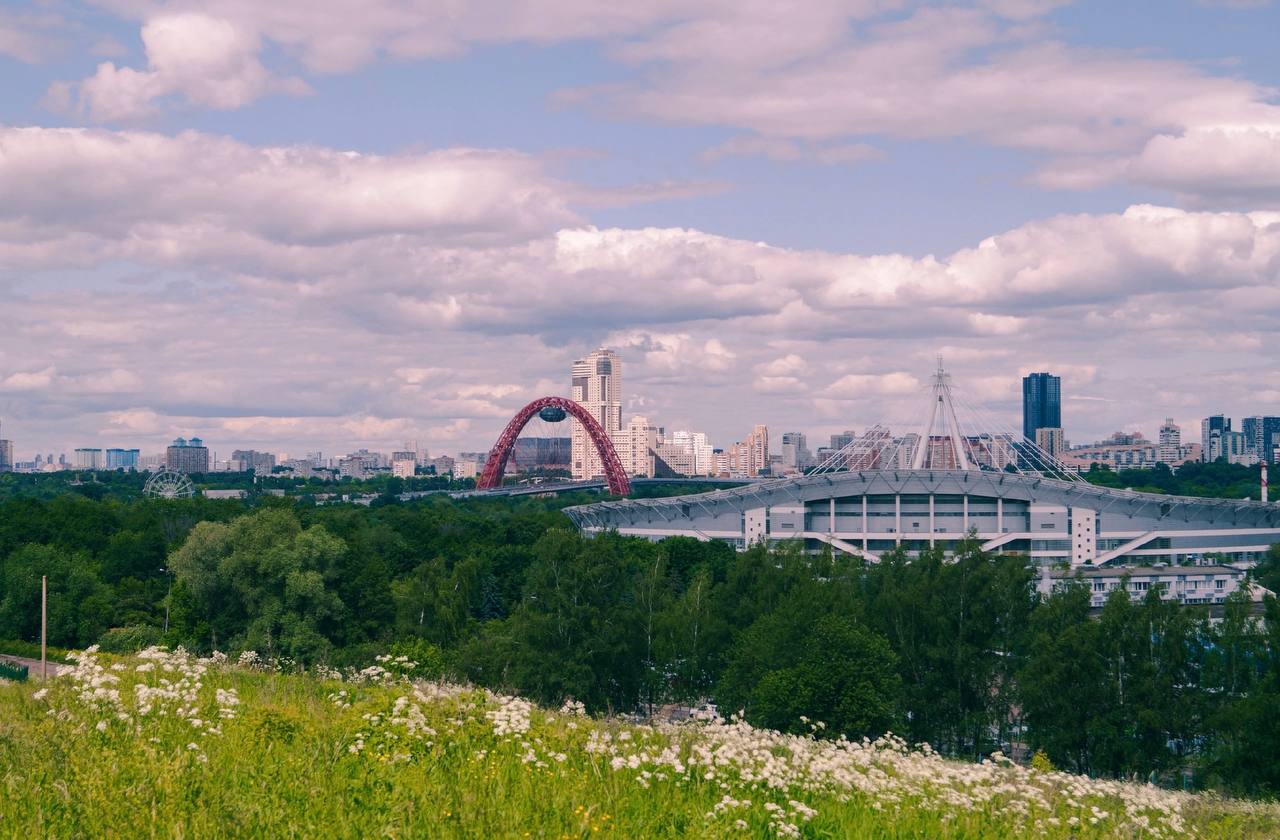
719 611 899 739
168 509 347 660
1019 584 1108 774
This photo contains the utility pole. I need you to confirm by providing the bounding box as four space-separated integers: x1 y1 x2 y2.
41 575 47 680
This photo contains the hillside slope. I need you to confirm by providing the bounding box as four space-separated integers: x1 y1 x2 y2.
1 647 1276 838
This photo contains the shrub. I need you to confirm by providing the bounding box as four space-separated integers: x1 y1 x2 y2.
97 625 163 654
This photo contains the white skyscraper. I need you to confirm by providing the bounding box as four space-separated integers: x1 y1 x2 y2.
1158 418 1181 464
570 348 622 480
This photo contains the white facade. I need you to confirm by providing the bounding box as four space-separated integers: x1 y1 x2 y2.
1038 565 1266 611
570 348 622 480
1158 418 1181 464
671 430 714 475
613 415 659 477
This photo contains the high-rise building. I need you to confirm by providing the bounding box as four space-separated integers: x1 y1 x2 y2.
1222 430 1253 465
230 449 277 474
1022 372 1061 442
570 348 622 480
75 448 104 469
829 430 856 451
1201 415 1230 462
105 448 140 470
166 437 210 474
1158 418 1181 464
0 419 12 473
1034 427 1065 459
780 432 811 474
1242 416 1280 464
670 430 713 475
725 425 770 477
613 416 660 477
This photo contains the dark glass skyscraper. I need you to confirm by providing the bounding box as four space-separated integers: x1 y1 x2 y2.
1022 372 1061 441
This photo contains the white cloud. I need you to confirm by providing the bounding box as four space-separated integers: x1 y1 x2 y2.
42 1 1280 205
58 13 309 121
0 126 576 248
4 124 1280 455
825 372 923 398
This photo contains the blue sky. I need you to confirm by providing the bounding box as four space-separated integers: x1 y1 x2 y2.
1 0 1279 459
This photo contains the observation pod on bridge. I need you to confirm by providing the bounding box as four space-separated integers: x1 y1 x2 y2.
477 396 632 496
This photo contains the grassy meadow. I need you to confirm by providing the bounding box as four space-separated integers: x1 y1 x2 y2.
1 647 1277 839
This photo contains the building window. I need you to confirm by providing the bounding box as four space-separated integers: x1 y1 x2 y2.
1215 579 1225 591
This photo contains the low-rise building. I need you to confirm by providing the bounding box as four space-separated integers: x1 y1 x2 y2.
1037 564 1272 613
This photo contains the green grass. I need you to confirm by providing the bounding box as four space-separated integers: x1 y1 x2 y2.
0 649 1276 839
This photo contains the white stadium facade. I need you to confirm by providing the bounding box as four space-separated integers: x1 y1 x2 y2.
564 467 1280 568
565 365 1280 585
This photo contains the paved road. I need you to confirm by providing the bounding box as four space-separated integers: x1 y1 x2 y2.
0 653 63 680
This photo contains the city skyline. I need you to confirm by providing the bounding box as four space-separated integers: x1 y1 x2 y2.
2 3 1280 458
0 355 1276 463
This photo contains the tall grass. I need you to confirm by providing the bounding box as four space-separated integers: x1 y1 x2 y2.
0 647 1276 839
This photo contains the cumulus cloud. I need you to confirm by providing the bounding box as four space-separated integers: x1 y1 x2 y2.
39 1 1280 205
55 13 309 121
0 126 577 248
3 124 1280 456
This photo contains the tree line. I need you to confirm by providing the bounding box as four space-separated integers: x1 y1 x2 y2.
2 491 1280 795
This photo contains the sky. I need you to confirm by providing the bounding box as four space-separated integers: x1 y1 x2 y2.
1 0 1279 460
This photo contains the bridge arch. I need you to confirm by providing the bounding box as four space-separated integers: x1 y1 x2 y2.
477 396 631 496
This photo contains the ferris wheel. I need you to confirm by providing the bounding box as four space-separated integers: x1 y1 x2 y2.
143 469 195 499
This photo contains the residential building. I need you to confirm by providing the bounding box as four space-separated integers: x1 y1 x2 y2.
1158 418 1181 464
654 441 696 477
1222 430 1255 465
455 459 479 480
391 451 417 478
780 432 811 474
1022 372 1061 442
430 455 455 475
1201 415 1230 462
166 437 210 474
75 448 104 469
230 449 276 473
613 416 660 477
105 448 140 470
1034 427 1065 459
723 425 770 477
670 430 714 475
570 348 622 480
829 430 856 451
1242 416 1280 464
1037 565 1268 612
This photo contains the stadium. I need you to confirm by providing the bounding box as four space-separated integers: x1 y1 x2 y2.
566 366 1280 570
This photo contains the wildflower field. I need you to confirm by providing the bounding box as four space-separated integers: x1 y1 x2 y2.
1 648 1277 839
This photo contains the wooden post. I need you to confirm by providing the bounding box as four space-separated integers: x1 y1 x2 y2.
41 575 47 680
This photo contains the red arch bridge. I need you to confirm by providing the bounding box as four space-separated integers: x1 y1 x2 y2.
476 396 632 496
